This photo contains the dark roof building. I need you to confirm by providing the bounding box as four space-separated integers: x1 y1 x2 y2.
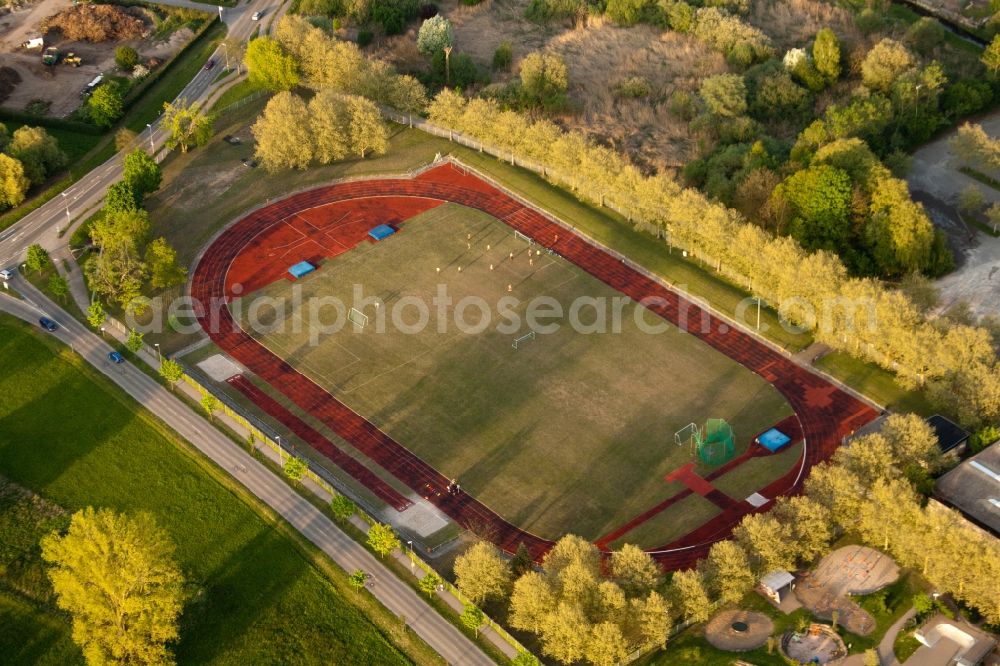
933 442 1000 537
926 414 971 455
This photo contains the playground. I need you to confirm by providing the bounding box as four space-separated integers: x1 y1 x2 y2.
190 161 879 566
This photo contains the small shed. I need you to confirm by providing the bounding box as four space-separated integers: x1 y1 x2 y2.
757 428 791 453
759 570 795 605
368 224 395 241
287 261 316 279
927 414 970 457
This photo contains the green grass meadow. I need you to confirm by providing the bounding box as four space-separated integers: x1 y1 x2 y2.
0 315 435 665
240 203 793 544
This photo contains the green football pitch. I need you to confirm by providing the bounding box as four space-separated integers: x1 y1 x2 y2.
239 203 794 544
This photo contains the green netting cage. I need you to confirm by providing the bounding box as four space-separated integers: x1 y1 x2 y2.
698 418 735 466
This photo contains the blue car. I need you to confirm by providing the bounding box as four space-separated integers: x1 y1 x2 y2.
39 317 58 332
108 351 125 364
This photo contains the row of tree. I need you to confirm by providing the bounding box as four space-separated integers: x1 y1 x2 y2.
424 88 1000 429
251 91 388 171
0 123 67 210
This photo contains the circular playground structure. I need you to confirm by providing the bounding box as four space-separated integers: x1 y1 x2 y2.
780 624 847 664
704 610 773 652
190 160 879 569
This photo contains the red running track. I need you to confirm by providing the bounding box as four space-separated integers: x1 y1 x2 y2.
191 163 878 570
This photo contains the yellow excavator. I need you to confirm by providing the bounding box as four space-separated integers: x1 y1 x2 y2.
63 53 82 67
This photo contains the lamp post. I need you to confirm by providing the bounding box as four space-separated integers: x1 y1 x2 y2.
146 123 154 152
61 191 70 222
221 43 229 72
154 342 161 362
100 326 106 338
407 540 414 569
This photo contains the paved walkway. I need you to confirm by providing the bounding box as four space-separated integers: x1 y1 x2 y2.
841 608 917 666
0 278 495 666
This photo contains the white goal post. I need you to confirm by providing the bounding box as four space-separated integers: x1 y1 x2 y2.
512 331 535 349
514 230 534 245
349 307 369 328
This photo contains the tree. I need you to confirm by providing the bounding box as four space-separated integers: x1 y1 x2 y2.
253 92 313 171
124 329 143 354
115 128 138 152
40 508 185 665
772 495 833 564
733 513 796 574
635 591 672 647
542 534 601 579
329 494 356 523
115 45 139 70
0 154 30 209
813 28 841 83
670 569 711 623
586 621 628 666
85 209 150 308
283 456 307 481
510 542 534 580
610 544 660 597
87 300 106 329
454 541 510 605
703 540 755 605
700 73 747 118
48 274 69 302
348 569 367 591
509 571 555 634
607 0 645 24
158 358 183 389
122 149 162 195
245 37 300 91
863 648 880 666
161 99 214 154
307 91 350 165
957 184 985 216
776 164 852 252
982 34 1000 75
417 15 453 56
460 604 485 636
540 601 590 664
8 126 66 186
26 243 51 273
861 39 915 92
367 523 399 558
145 237 185 289
987 202 1000 234
949 123 1000 171
520 51 568 110
88 82 124 127
347 96 388 158
104 180 141 213
419 571 441 597
511 652 541 666
200 393 219 420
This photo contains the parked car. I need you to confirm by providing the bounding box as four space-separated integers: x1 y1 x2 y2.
0 269 14 280
251 11 261 20
39 317 58 332
204 59 215 70
108 351 125 364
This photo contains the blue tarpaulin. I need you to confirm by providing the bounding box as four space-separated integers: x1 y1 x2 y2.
369 224 396 241
758 428 791 452
288 261 316 278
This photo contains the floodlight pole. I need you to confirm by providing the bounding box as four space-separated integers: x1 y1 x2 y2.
756 297 761 331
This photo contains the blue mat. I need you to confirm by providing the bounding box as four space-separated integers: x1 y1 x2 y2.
288 261 316 278
758 428 791 452
368 224 396 241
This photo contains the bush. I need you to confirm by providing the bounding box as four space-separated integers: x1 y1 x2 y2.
606 0 644 24
525 0 587 21
430 49 483 89
492 41 513 71
371 0 418 35
357 29 374 47
115 45 139 70
614 75 653 98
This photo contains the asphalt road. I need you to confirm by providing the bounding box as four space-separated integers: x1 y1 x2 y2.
0 0 277 269
1 279 493 666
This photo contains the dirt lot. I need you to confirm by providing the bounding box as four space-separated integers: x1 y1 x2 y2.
0 0 192 117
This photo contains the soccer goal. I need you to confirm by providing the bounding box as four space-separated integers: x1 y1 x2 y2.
512 331 535 349
348 307 369 329
674 423 702 450
514 230 534 245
